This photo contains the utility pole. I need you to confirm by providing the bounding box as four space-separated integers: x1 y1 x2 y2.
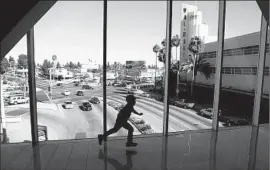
49 68 52 101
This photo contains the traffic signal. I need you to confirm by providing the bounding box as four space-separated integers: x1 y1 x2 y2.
48 87 51 92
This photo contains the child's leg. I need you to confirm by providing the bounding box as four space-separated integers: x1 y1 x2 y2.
98 121 122 145
122 122 134 143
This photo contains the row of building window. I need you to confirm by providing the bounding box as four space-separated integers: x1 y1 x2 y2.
210 67 269 76
200 44 270 58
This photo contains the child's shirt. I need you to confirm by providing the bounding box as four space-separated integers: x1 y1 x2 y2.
117 104 134 121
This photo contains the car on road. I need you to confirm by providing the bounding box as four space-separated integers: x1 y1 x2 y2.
74 82 80 86
8 96 29 105
62 90 71 96
80 101 92 111
89 97 100 104
199 108 222 118
82 85 94 90
57 83 63 87
63 101 74 109
140 92 150 98
174 99 195 109
76 90 84 96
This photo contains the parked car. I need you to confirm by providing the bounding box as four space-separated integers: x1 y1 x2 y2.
74 82 80 86
76 90 84 96
134 89 144 96
89 97 100 104
8 96 29 105
38 125 48 141
199 108 222 118
130 117 145 124
82 85 94 90
140 92 150 97
174 99 195 109
115 103 125 111
80 101 92 111
63 101 74 109
62 90 71 96
221 116 251 127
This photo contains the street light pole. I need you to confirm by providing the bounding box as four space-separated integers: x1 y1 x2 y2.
154 53 157 89
49 68 52 101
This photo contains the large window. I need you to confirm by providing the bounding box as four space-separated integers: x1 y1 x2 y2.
0 1 268 146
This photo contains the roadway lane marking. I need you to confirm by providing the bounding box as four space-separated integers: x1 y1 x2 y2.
106 96 177 132
111 94 194 130
136 98 206 129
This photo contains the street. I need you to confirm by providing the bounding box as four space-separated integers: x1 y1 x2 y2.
4 79 221 143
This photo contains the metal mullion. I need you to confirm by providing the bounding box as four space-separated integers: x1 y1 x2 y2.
163 0 173 136
103 0 107 140
27 28 39 145
102 1 108 170
212 0 226 131
252 14 268 126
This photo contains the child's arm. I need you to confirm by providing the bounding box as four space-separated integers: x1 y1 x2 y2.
132 108 143 116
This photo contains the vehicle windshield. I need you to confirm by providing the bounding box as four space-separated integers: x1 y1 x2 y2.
83 102 90 106
65 102 72 104
206 108 213 112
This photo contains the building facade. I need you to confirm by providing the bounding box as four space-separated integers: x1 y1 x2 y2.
180 31 270 97
180 4 209 63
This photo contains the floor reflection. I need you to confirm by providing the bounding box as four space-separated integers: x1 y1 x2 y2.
1 125 268 170
99 149 137 170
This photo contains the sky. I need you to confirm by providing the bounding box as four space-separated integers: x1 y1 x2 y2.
5 1 261 67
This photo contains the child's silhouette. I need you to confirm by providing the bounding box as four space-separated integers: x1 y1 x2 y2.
98 95 143 147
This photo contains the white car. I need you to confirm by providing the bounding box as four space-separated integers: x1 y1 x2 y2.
63 101 74 109
62 90 71 96
134 89 144 95
140 92 150 97
199 108 222 118
8 96 29 105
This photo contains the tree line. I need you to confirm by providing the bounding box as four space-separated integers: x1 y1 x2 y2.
153 35 212 99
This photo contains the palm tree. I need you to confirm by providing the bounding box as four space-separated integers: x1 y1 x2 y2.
153 44 161 89
171 34 181 97
171 34 180 62
186 36 211 98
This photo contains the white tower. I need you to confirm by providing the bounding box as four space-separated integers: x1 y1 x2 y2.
180 3 209 63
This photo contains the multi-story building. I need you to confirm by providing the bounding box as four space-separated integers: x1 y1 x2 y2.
180 31 270 97
180 4 209 63
53 68 73 79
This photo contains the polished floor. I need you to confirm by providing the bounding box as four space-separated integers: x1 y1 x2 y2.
1 125 269 170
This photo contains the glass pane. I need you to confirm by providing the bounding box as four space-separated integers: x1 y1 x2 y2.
170 1 219 132
34 1 103 141
256 25 269 170
219 1 261 129
105 1 166 139
1 35 31 144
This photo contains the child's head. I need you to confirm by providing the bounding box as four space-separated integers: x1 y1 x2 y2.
126 95 136 106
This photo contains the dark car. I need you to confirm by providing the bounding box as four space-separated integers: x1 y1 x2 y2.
80 101 92 111
89 97 100 104
57 83 63 87
221 116 251 127
82 85 93 90
76 90 84 96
